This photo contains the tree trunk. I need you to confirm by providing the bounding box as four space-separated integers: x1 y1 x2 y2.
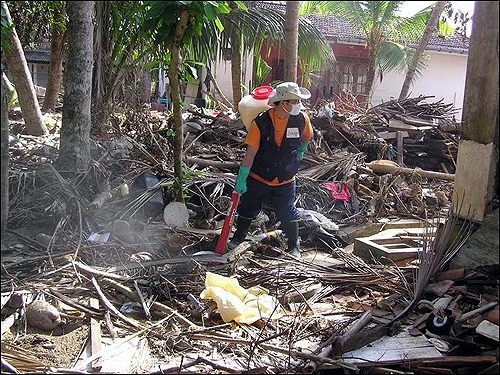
57 1 93 172
229 1 242 111
169 9 190 202
1 71 10 238
362 60 376 109
42 5 66 112
284 1 301 82
399 1 447 100
92 1 106 107
230 30 242 111
139 67 152 104
1 1 48 135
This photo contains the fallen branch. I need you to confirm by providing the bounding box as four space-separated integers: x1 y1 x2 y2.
48 288 103 317
187 333 358 371
152 356 242 374
367 161 455 181
133 280 151 319
100 277 199 328
74 261 130 281
331 311 373 355
185 156 240 170
91 277 143 329
205 70 234 110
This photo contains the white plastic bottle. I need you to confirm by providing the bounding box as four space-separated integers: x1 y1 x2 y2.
238 86 273 131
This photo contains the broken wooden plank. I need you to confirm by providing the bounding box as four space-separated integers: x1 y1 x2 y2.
389 118 433 132
76 315 173 371
416 356 497 368
396 131 404 166
341 329 443 366
89 298 103 371
378 131 409 140
476 320 499 341
332 311 373 355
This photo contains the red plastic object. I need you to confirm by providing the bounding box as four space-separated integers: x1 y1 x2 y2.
251 86 273 100
215 192 241 255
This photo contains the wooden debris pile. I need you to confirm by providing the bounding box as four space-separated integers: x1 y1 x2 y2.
309 95 460 174
2 96 497 374
1 226 498 374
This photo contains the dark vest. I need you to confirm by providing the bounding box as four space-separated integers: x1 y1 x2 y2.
251 110 305 182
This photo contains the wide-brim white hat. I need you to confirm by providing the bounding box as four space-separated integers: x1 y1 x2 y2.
268 82 311 104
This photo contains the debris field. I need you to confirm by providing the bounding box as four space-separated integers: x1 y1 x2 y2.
1 96 498 374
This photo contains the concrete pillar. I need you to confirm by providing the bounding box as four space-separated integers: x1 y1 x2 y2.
452 1 499 222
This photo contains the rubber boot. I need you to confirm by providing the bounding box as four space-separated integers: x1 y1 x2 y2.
282 221 300 258
227 216 252 250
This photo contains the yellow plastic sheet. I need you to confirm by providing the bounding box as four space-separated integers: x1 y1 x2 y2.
200 272 282 324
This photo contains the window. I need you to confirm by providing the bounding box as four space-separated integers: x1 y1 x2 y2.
318 60 369 98
356 66 368 94
342 65 353 92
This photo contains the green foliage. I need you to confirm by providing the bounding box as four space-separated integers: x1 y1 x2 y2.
253 54 272 87
143 1 236 53
215 4 334 82
376 41 428 81
1 6 11 51
165 165 203 200
301 1 437 78
6 1 66 48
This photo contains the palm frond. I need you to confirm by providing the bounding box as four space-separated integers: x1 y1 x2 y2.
390 6 431 42
376 41 428 80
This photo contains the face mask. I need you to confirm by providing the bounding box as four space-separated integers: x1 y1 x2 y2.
284 103 301 116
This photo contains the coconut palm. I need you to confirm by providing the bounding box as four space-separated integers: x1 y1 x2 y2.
302 1 437 107
284 1 301 82
1 1 47 135
399 1 447 100
206 2 334 108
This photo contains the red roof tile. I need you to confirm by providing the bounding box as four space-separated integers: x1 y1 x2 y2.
253 2 469 53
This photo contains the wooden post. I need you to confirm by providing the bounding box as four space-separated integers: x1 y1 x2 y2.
396 131 404 166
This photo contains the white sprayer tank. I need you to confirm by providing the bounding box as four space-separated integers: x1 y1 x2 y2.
238 86 273 131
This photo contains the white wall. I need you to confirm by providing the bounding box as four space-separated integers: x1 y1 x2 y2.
371 50 468 121
212 52 253 107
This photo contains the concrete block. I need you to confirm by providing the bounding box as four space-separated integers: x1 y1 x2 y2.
354 227 435 262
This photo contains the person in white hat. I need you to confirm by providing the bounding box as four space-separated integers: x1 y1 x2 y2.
228 82 314 258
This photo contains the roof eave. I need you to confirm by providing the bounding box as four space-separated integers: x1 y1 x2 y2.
423 45 469 55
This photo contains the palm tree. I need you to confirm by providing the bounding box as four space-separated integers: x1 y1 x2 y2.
284 1 301 82
211 2 334 108
1 72 10 237
93 1 154 125
1 1 47 135
302 1 434 108
57 1 93 172
399 1 447 100
42 3 66 112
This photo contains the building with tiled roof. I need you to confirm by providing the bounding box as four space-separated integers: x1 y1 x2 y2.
250 1 469 117
253 1 469 53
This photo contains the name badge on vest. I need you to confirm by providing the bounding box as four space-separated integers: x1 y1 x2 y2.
286 127 300 139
